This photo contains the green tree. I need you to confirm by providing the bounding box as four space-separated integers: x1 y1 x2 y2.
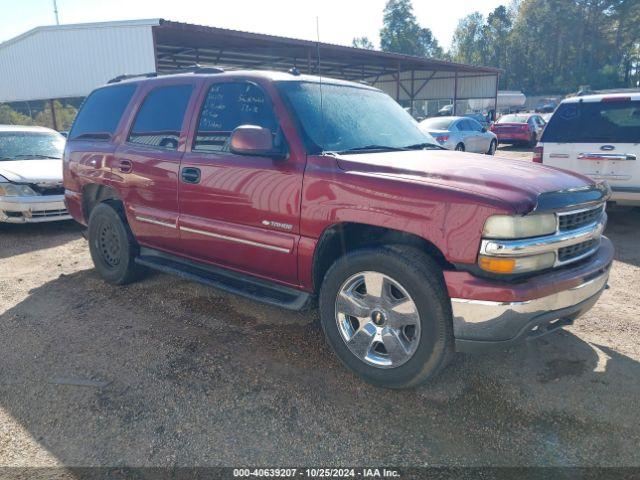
34 100 77 131
450 12 486 65
0 104 34 125
352 37 375 50
379 0 443 57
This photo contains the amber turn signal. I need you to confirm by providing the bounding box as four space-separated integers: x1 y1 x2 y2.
478 256 516 274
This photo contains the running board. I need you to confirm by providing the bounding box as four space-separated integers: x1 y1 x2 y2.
135 247 313 311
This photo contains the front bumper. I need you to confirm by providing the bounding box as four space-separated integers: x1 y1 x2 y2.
448 236 613 352
0 194 71 223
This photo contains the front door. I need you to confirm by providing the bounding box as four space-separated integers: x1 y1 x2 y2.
178 80 304 285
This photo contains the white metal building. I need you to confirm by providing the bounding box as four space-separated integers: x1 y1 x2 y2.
0 19 500 119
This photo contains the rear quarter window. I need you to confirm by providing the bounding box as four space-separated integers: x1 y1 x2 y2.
542 100 640 143
69 84 137 140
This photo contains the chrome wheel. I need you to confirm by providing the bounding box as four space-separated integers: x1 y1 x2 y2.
335 271 421 369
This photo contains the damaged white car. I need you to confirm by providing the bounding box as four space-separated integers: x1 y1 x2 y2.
0 125 70 223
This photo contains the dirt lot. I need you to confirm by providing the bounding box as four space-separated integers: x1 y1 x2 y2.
1 154 639 467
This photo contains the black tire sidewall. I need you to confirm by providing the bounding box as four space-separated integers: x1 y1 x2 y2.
319 248 451 389
88 203 136 284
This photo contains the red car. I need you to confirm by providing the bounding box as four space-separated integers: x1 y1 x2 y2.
490 113 546 146
63 69 613 389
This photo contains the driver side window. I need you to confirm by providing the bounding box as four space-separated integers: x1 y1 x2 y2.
193 82 278 153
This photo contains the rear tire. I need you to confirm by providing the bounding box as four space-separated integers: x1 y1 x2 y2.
319 246 454 389
455 143 465 152
487 140 497 155
88 202 142 285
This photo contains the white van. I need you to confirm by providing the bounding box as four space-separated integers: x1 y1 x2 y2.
536 93 640 206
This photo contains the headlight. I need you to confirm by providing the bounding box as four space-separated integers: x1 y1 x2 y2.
0 183 39 197
478 252 556 274
482 213 556 239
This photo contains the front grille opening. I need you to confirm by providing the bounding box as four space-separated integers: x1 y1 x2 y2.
30 209 68 217
558 239 598 262
29 184 64 196
558 206 603 231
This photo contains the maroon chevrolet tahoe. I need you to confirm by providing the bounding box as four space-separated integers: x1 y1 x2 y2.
63 68 613 388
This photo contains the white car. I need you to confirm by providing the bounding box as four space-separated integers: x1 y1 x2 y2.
0 125 71 223
537 93 640 206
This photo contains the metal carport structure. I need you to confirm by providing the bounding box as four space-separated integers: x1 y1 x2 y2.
152 20 501 118
0 19 500 124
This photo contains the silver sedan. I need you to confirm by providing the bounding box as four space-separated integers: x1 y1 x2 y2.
419 116 498 154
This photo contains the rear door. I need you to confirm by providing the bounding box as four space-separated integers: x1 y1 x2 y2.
114 82 197 254
541 98 640 195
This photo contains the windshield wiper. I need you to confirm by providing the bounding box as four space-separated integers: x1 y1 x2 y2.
403 142 445 150
11 154 61 160
335 145 410 154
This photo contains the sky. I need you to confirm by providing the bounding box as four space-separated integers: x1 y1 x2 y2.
1 0 506 50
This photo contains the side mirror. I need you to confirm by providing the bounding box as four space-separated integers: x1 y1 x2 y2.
481 127 488 133
229 125 285 159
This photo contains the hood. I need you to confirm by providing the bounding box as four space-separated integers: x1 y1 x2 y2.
0 159 63 184
334 150 596 213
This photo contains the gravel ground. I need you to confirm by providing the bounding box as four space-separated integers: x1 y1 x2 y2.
0 185 638 467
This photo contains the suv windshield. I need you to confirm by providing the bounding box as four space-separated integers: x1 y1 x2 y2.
0 131 65 161
542 100 640 143
276 81 438 154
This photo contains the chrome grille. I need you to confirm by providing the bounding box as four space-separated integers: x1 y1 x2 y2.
558 205 604 231
558 239 599 263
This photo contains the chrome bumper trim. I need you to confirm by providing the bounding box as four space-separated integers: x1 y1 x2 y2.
451 269 609 342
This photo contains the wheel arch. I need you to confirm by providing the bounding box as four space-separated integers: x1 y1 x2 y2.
82 184 124 221
311 222 452 294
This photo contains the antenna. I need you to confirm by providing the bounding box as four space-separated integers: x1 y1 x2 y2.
316 16 325 154
52 0 60 25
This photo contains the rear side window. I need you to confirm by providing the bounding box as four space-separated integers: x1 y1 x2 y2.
69 85 136 140
193 82 277 153
128 85 193 150
542 100 640 143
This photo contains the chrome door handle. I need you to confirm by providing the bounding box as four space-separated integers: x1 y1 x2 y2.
578 153 636 161
118 159 133 173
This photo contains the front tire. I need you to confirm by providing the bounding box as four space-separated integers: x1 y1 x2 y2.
319 246 454 389
455 143 465 152
88 202 142 285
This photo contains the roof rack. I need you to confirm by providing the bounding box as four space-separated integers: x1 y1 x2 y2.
107 72 158 84
179 64 225 74
107 65 224 84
